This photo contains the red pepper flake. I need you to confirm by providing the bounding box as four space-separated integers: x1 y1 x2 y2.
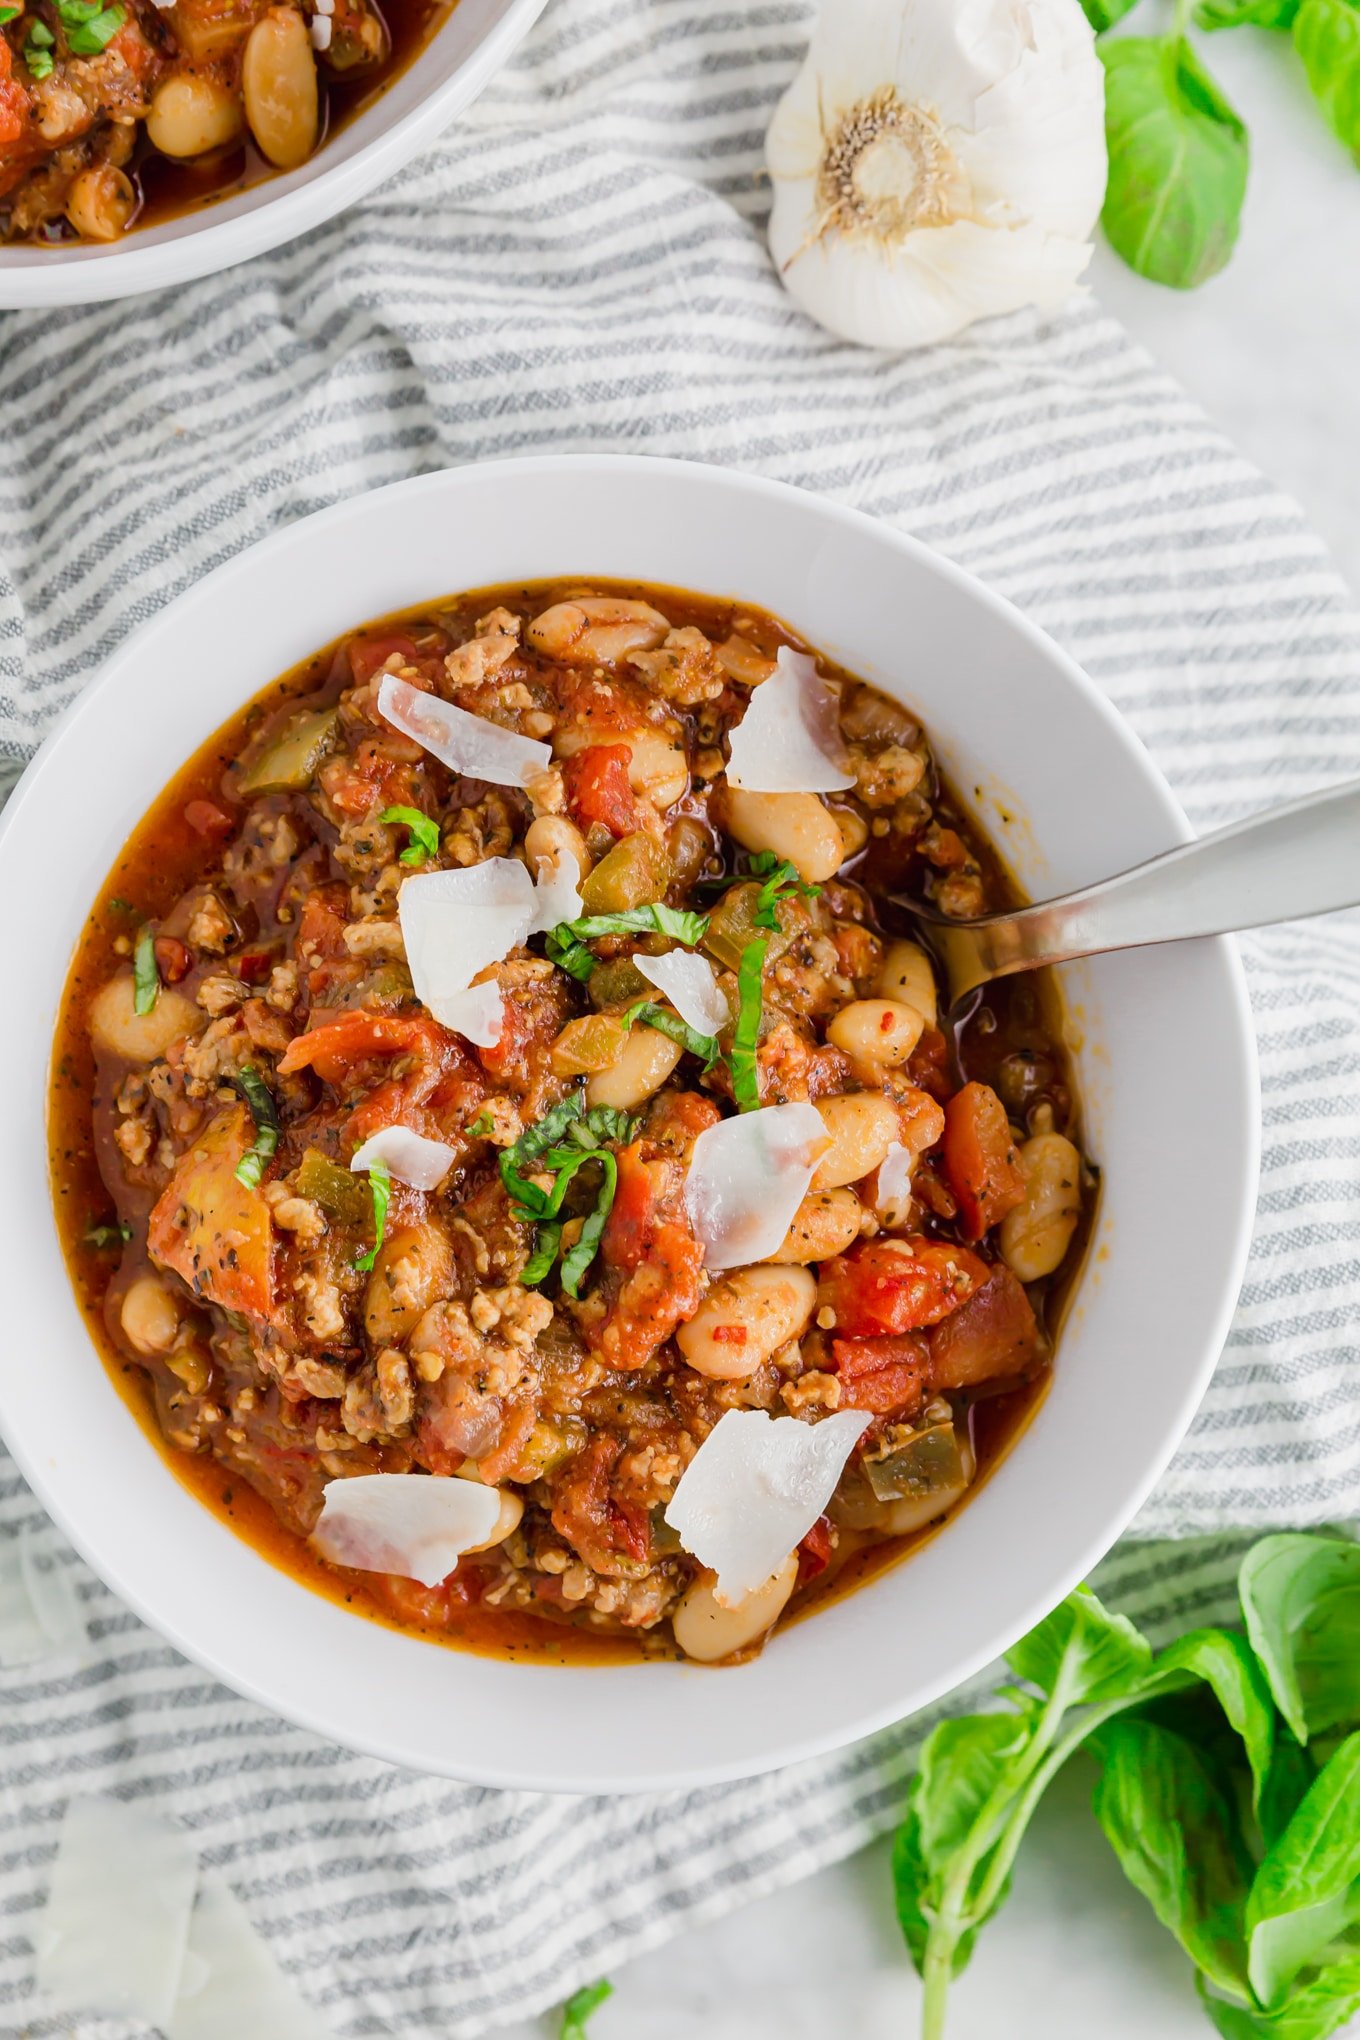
711 1323 748 1345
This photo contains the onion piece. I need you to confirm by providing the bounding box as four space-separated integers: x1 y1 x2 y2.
398 859 532 1025
526 844 584 937
633 949 728 1035
35 1796 198 2025
683 1102 828 1269
377 673 550 788
311 1473 501 1588
664 1408 871 1605
724 646 855 794
167 1873 329 2040
349 1125 455 1192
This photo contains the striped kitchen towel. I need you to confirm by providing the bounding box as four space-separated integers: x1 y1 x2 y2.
3 0 1360 2029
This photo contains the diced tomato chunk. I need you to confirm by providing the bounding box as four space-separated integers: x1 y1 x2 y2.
154 936 191 984
236 947 275 985
798 1514 835 1582
183 798 235 842
928 1266 1040 1391
817 1237 989 1339
0 42 29 149
278 1010 453 1085
295 885 351 962
147 1104 273 1319
941 1082 1025 1240
602 1144 655 1272
321 737 418 819
907 1024 952 1103
348 633 421 687
831 1332 928 1418
562 745 642 837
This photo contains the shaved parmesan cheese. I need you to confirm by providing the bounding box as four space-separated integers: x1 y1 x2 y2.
876 1140 916 1219
664 1408 871 1605
398 859 532 1029
634 950 728 1035
434 981 505 1046
377 674 551 788
35 1796 198 2025
526 844 584 936
350 1125 455 1191
310 13 331 47
0 1526 85 1668
725 647 854 794
311 1473 501 1588
684 1102 827 1268
166 1874 329 2040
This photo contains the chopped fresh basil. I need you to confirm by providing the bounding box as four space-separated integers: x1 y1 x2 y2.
466 1108 495 1138
729 936 767 1112
58 0 124 52
232 1065 281 1190
559 1152 618 1299
620 999 720 1067
748 849 822 929
0 9 21 25
545 902 709 982
559 1978 613 2039
106 895 135 915
379 804 441 867
133 925 160 1016
84 1219 132 1249
354 1160 392 1272
23 19 52 72
501 1093 633 1294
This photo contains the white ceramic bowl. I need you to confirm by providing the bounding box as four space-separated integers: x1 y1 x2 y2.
3 456 1258 1791
0 0 545 309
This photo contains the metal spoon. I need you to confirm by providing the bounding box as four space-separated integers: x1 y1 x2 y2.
893 776 1360 1010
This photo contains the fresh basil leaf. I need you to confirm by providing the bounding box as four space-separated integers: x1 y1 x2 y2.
1080 0 1142 28
559 1978 612 2038
84 1220 132 1249
1293 0 1360 156
1006 1584 1154 1705
1196 0 1299 25
1100 38 1249 288
545 903 709 983
1258 1737 1317 1851
620 1000 720 1067
1200 1955 1360 2039
1090 1717 1253 2000
378 804 441 866
0 8 20 24
730 937 766 1112
520 1220 562 1287
466 1108 495 1138
745 853 821 930
1245 1731 1360 2008
354 1160 391 1273
232 1065 281 1190
62 0 123 52
1148 1629 1277 1814
1239 1534 1360 1744
560 1151 617 1297
133 925 160 1016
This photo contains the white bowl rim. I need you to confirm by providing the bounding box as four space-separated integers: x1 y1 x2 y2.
0 0 547 309
4 455 1260 1792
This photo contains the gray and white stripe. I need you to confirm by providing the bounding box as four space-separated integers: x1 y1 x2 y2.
2 0 1359 2026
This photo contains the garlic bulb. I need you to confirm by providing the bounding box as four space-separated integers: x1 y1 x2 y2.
766 0 1107 351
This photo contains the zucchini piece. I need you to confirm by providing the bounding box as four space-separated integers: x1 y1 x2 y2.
579 831 672 915
295 1147 369 1225
238 708 340 795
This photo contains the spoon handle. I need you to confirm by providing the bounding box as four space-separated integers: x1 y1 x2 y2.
967 775 1360 981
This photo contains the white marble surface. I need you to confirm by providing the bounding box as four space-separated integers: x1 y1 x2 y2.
503 33 1360 2040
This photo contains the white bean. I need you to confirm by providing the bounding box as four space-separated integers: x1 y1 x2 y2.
677 1265 816 1380
585 1025 683 1110
876 939 938 1028
88 974 205 1064
241 7 318 170
768 1188 863 1265
1000 1132 1082 1282
723 788 846 884
147 72 244 158
528 598 670 663
624 730 688 809
810 1092 900 1191
64 163 137 241
827 998 924 1069
524 813 590 879
120 1275 181 1356
454 1468 525 1552
671 1553 799 1662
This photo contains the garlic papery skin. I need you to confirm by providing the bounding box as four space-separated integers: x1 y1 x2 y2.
766 0 1107 352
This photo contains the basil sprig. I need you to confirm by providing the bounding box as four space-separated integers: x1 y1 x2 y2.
133 925 160 1016
545 903 708 983
354 1159 391 1273
379 804 441 867
729 937 766 1112
232 1065 281 1189
499 1091 633 1296
619 999 720 1068
894 1532 1360 2040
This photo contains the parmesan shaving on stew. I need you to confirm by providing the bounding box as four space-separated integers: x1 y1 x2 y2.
683 1101 828 1268
664 1408 872 1605
35 1796 199 2025
350 1125 456 1192
526 845 584 936
0 1525 86 1669
397 860 532 1029
724 646 854 793
435 981 506 1046
311 1473 501 1587
166 1873 330 2040
633 950 729 1036
876 1139 916 1216
377 673 551 787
